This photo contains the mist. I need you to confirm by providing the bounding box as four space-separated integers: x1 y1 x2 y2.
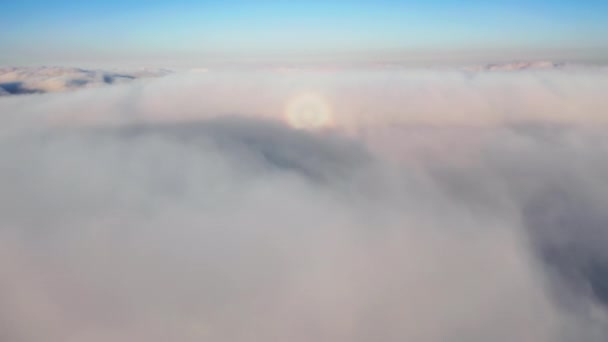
1 66 608 341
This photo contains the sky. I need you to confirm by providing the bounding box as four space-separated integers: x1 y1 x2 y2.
2 0 608 66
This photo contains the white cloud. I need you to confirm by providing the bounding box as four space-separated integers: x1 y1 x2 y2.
0 66 608 341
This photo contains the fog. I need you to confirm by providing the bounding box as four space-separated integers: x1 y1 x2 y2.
1 66 608 341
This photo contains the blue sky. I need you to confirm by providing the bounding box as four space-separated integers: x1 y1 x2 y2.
2 0 608 66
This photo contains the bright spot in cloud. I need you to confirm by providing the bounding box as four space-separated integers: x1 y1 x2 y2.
285 92 334 130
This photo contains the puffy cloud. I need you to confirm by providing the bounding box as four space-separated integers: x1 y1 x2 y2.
1 66 608 341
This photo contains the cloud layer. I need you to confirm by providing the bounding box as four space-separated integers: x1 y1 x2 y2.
0 67 172 96
1 66 608 341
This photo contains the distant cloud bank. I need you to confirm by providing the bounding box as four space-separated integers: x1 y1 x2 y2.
0 66 173 96
0 61 596 97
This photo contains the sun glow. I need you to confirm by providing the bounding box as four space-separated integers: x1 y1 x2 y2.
285 92 334 130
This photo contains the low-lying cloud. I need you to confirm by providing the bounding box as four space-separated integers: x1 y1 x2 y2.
1 66 608 341
0 67 172 96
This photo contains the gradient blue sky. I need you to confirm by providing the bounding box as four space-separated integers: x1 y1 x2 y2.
2 0 608 66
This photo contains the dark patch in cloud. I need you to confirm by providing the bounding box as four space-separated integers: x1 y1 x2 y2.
103 73 136 84
0 81 43 95
524 187 608 307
